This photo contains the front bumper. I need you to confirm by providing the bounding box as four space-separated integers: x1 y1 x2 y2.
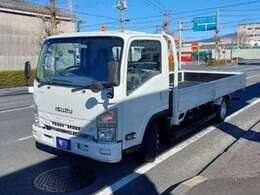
32 124 122 163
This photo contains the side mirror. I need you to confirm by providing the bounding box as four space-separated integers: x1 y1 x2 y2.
24 61 32 86
108 60 120 86
106 87 114 99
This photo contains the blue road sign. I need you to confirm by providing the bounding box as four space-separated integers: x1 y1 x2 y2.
192 16 217 32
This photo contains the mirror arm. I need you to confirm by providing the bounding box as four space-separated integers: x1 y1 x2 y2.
106 87 114 99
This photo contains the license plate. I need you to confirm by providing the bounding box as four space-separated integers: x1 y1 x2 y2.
56 137 71 151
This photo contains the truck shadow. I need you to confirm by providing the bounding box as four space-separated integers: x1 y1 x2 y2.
217 121 260 142
0 143 159 195
161 120 260 195
161 82 260 194
0 82 259 195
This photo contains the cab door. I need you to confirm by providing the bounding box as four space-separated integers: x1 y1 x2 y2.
122 37 169 149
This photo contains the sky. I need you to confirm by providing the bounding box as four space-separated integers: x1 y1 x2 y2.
28 0 260 41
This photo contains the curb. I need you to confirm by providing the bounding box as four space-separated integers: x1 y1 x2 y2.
169 176 208 195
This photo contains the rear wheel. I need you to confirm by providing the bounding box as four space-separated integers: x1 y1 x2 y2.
143 121 159 162
216 98 228 122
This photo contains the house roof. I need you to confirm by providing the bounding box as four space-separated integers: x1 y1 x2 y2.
0 0 73 20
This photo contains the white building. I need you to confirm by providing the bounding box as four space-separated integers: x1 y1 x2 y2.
0 0 75 70
238 23 260 47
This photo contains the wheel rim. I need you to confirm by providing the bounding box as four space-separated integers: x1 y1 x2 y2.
220 101 227 119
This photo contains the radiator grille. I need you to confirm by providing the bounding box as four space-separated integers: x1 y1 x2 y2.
51 121 81 131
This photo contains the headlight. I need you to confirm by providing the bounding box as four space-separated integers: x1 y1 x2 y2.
97 109 117 143
97 128 116 143
33 98 40 127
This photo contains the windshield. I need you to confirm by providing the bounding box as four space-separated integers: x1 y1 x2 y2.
36 36 123 87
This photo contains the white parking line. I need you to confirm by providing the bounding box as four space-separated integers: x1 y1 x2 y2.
0 105 33 113
18 135 33 142
95 98 260 195
244 67 260 71
248 74 259 80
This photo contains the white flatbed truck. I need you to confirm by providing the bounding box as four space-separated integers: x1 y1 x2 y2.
32 31 246 163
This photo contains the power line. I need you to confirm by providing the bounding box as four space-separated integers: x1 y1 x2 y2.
173 0 260 15
221 17 260 25
68 9 118 20
153 0 165 9
81 21 118 28
219 14 259 17
116 17 260 34
30 1 119 20
143 0 162 12
221 8 260 12
128 0 260 22
61 0 260 34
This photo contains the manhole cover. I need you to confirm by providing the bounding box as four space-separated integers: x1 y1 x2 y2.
33 166 96 193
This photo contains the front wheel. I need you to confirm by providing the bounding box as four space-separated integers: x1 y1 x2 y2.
216 98 228 122
143 122 160 162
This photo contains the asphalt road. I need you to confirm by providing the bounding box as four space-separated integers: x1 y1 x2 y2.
0 64 259 195
182 121 260 195
0 87 32 111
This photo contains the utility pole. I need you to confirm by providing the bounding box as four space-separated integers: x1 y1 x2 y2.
215 8 220 60
76 19 84 32
115 0 127 31
49 0 57 35
155 25 162 33
162 10 171 33
237 31 239 64
178 21 182 69
67 0 73 14
100 24 108 31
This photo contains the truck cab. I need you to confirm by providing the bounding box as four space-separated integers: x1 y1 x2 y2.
33 31 171 162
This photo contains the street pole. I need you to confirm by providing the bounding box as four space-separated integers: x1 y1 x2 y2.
67 0 73 14
155 25 162 33
231 40 233 62
198 47 200 65
215 8 220 60
162 10 171 33
76 19 84 32
178 21 182 69
119 7 124 31
49 0 57 35
115 0 127 31
237 31 239 64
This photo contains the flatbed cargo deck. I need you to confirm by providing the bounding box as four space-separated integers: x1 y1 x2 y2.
169 70 246 125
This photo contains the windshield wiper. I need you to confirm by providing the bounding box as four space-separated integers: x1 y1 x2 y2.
71 84 92 93
37 81 51 88
71 82 107 93
51 79 72 83
37 79 72 88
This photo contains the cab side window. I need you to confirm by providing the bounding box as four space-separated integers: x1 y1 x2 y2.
127 40 161 94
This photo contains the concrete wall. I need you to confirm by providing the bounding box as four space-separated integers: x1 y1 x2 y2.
211 48 260 60
0 11 75 71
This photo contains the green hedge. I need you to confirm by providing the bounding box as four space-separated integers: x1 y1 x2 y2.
208 59 230 66
0 70 36 88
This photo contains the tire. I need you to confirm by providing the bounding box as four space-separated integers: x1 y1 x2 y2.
215 98 228 122
143 121 160 162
